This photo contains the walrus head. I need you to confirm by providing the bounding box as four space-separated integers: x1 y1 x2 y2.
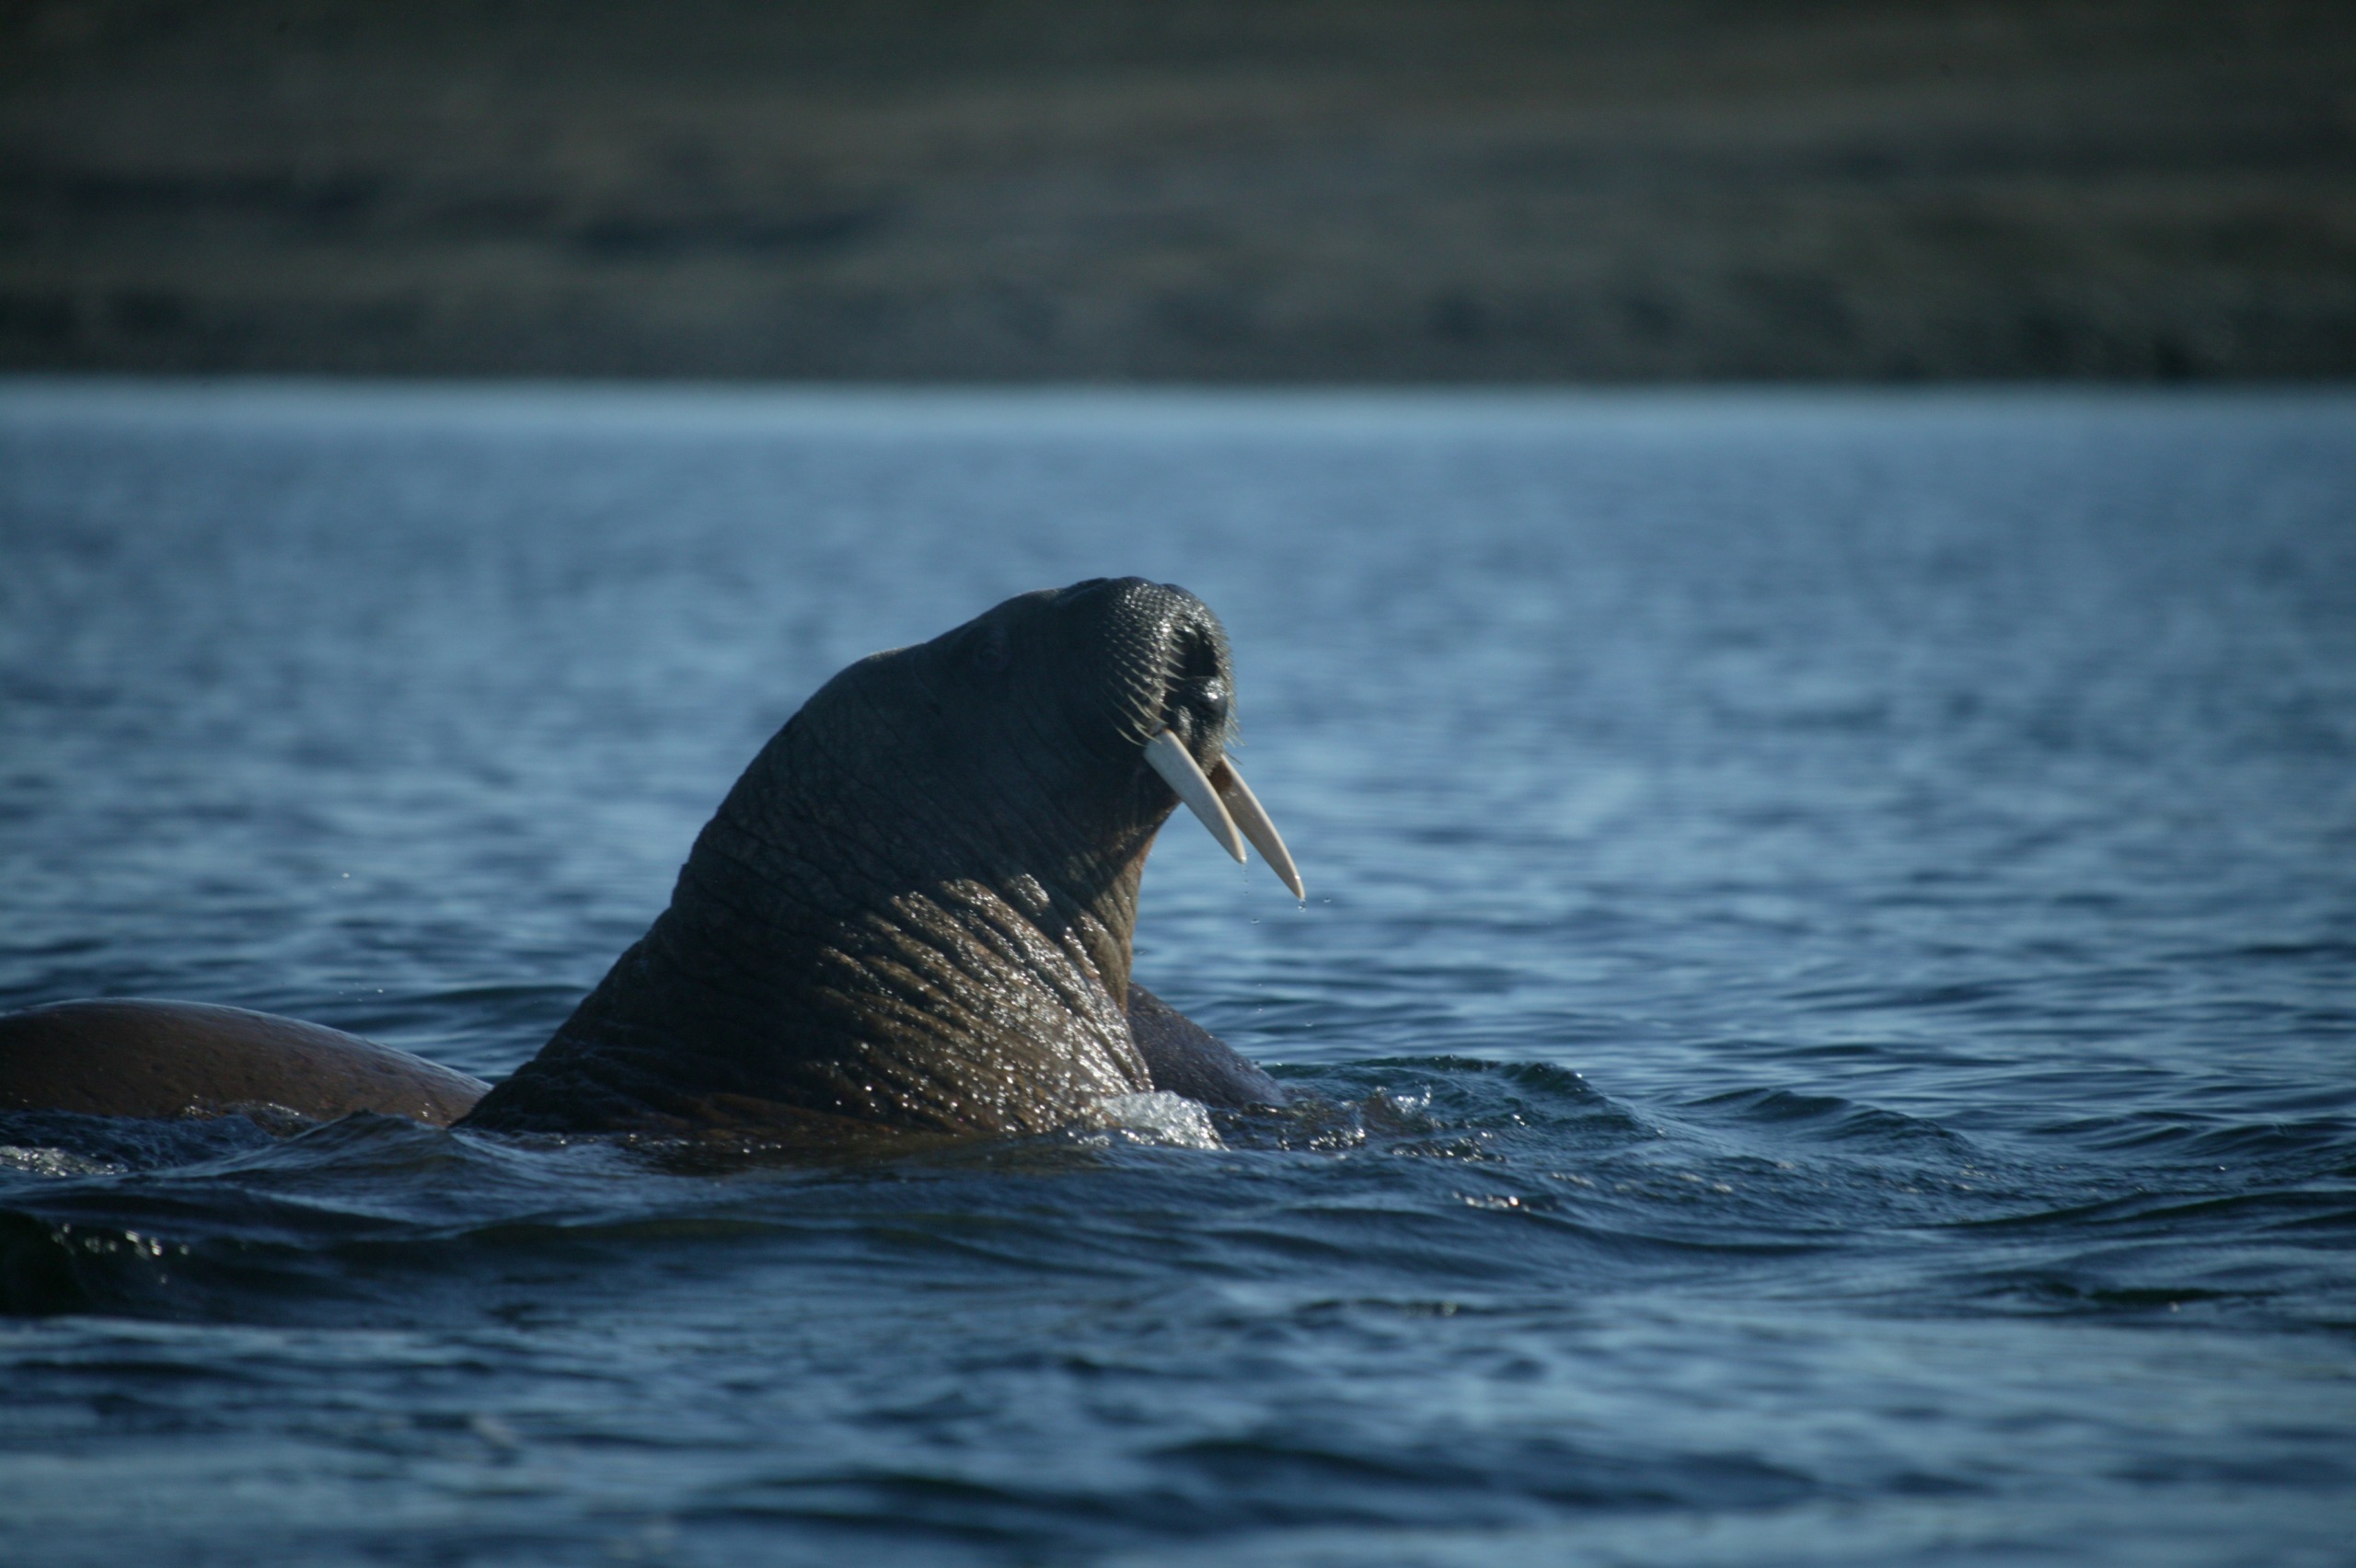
462 578 1297 1136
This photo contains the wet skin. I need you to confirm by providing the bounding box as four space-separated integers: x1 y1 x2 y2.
0 581 1288 1136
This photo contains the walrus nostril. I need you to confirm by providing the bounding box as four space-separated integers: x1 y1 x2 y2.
1171 623 1223 683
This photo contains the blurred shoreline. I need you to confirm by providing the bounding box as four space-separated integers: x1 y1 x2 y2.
12 377 2350 434
6 0 2352 382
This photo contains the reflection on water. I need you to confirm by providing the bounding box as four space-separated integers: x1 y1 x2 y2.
3 385 2353 1565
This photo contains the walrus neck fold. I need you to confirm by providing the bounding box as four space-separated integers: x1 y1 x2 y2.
461 737 1160 1136
460 579 1223 1137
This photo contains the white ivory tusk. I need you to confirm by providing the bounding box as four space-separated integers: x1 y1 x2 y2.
1144 730 1246 862
1210 757 1304 901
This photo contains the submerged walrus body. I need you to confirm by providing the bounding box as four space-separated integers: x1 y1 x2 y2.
0 1000 491 1126
0 581 1296 1137
0 985 1268 1132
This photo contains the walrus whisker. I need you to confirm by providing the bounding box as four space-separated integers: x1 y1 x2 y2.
1143 729 1246 863
1211 758 1304 901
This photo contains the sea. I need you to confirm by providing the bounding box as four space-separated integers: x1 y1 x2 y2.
2 382 2351 1567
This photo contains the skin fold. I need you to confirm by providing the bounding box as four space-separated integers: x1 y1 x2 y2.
0 580 1284 1136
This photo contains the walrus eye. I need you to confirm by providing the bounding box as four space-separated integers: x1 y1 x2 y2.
1189 677 1231 732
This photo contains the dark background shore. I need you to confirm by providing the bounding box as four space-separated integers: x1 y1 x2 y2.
5 0 2351 381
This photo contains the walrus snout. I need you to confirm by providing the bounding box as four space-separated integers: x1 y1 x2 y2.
1023 582 1299 903
1141 603 1233 755
1020 576 1236 761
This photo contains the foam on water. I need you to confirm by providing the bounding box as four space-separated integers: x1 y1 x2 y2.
1080 1092 1226 1150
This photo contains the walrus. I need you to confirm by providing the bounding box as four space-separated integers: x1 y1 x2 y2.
0 579 1300 1137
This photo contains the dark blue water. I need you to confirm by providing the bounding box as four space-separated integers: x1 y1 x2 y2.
2 384 2352 1567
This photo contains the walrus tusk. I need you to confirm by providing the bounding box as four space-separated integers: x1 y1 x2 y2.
1210 758 1304 901
1144 729 1246 862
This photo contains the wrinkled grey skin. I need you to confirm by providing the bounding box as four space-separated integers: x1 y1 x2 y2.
461 577 1279 1136
0 578 1281 1137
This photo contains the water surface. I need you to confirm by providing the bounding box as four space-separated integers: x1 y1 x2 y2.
3 384 2352 1566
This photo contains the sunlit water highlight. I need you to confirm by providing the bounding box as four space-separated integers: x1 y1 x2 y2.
2 383 2352 1566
